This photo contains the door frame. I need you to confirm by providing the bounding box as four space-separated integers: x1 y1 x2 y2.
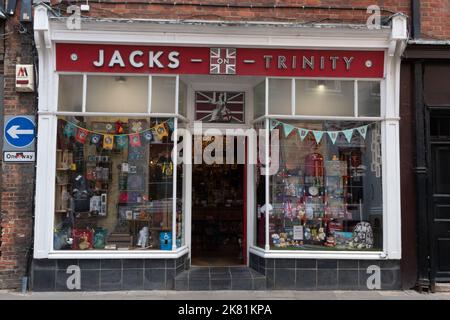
427 109 450 283
184 81 256 266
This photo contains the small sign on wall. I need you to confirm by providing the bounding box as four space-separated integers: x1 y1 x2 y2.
15 64 34 92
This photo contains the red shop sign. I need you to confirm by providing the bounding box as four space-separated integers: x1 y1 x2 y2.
56 43 385 78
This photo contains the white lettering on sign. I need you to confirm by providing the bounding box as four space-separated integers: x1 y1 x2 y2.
263 55 355 71
92 49 180 70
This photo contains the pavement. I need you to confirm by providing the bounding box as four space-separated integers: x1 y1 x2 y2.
1 290 450 300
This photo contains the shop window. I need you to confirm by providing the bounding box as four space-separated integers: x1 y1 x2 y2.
151 76 176 113
358 81 381 117
254 80 266 118
267 120 382 251
58 75 83 112
269 78 292 115
295 80 354 116
86 76 148 113
54 116 180 251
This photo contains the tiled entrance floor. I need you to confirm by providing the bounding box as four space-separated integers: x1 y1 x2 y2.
174 266 266 291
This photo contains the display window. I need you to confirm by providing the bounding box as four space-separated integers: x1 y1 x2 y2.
53 116 182 251
256 77 384 252
265 120 382 251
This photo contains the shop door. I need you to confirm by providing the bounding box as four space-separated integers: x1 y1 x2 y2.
191 137 246 266
430 112 450 282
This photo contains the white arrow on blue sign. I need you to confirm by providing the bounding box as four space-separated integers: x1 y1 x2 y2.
4 116 36 148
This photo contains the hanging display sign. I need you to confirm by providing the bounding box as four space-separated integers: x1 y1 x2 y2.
15 64 34 92
56 43 385 78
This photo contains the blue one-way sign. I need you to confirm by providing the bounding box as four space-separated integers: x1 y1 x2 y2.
4 116 36 149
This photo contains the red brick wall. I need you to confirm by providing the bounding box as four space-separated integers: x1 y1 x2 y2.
53 0 411 24
420 0 450 40
0 12 36 290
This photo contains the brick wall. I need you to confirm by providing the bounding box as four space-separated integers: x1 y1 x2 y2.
0 12 36 290
52 0 411 24
420 0 450 40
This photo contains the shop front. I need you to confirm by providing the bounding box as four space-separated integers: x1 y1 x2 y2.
31 6 407 291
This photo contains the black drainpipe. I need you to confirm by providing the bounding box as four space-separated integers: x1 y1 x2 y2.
411 0 421 39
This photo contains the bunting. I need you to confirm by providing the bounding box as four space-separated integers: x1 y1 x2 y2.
269 119 375 145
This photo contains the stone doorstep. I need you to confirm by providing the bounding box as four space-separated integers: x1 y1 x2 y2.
435 283 450 293
174 266 266 291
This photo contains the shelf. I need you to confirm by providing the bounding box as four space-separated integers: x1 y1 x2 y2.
55 210 68 213
56 168 71 171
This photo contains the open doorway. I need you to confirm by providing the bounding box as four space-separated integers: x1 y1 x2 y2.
191 137 245 266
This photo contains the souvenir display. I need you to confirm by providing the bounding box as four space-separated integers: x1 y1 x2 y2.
53 117 178 251
267 120 381 251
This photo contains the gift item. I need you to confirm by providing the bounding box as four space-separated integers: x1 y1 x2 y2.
159 231 172 250
93 228 107 249
72 175 91 213
348 222 374 249
115 135 128 149
90 133 102 145
72 229 93 250
137 226 149 248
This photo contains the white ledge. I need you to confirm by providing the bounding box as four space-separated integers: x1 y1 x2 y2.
43 246 189 259
249 246 392 260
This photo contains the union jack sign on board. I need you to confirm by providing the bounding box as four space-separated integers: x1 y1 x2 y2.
195 91 245 123
209 48 237 75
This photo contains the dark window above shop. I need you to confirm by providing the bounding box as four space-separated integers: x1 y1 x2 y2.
424 64 450 107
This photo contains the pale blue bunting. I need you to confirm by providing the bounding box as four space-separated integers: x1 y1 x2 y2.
356 125 368 139
342 129 354 143
283 124 295 137
312 130 324 144
269 119 280 131
327 131 339 144
298 128 309 141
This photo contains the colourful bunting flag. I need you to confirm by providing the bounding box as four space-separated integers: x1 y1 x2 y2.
154 122 169 140
103 134 114 150
142 130 153 143
63 122 76 138
129 133 142 147
166 119 174 132
312 130 324 144
298 128 309 141
269 119 280 131
283 124 295 137
327 131 339 144
115 135 128 150
90 133 102 145
342 129 354 143
75 128 89 144
357 125 368 139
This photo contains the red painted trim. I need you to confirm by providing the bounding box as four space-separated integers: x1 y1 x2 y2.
56 43 385 78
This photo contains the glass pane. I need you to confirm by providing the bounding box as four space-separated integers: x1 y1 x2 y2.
268 120 382 251
54 116 177 251
269 78 292 115
58 75 83 112
152 76 176 113
178 80 187 117
358 81 381 117
254 80 266 118
295 80 354 116
86 76 148 113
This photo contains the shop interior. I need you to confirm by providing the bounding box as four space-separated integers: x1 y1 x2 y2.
191 137 245 266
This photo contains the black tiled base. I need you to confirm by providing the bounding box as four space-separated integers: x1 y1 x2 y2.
250 253 402 291
31 254 188 292
174 267 267 291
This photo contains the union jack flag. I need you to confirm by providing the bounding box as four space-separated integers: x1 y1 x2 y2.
195 91 245 123
210 48 237 75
